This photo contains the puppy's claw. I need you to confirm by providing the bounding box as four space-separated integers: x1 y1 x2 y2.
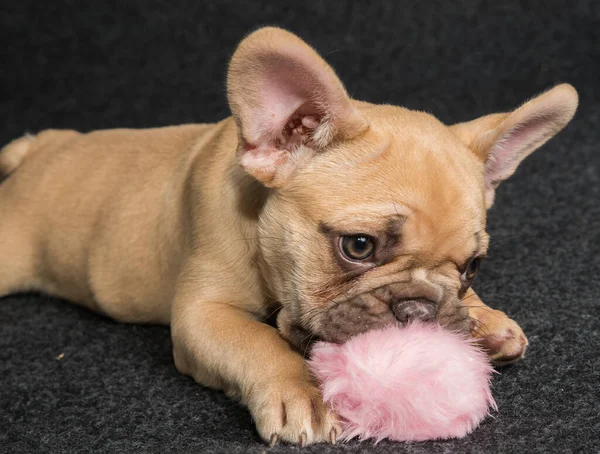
250 372 336 446
329 427 338 444
299 432 307 447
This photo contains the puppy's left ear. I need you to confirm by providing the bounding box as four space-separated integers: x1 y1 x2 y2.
451 84 578 207
227 27 367 187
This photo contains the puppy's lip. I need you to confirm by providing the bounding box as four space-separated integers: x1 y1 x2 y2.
316 318 398 345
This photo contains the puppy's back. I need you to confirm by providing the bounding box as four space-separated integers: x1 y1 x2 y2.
0 124 213 323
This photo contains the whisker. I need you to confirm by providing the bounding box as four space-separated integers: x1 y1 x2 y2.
488 235 532 246
302 333 316 360
461 292 480 303
467 317 493 337
259 304 283 323
464 304 497 315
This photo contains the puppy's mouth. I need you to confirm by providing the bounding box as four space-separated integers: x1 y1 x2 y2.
277 290 469 352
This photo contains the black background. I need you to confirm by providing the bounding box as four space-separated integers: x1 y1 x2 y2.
1 1 599 453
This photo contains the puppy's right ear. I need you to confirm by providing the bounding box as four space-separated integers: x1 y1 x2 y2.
227 27 367 187
451 84 578 207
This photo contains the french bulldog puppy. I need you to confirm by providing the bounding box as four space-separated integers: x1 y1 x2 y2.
0 27 577 446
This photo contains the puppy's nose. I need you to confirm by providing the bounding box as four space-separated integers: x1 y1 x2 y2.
392 299 436 324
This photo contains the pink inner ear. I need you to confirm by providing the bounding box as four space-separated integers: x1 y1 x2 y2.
485 112 559 186
256 80 305 143
250 64 326 153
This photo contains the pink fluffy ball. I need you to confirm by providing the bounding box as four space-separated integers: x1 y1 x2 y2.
308 322 497 442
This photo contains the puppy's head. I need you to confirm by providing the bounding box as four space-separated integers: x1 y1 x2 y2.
227 27 578 349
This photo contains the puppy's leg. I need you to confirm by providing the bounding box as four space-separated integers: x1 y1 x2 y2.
171 299 340 446
0 131 81 298
0 206 33 298
0 233 35 298
0 204 37 297
464 288 529 365
0 137 38 296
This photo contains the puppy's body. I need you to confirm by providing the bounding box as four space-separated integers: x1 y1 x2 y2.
0 28 577 446
0 112 477 323
0 122 249 323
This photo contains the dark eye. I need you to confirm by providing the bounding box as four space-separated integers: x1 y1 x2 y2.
339 235 375 261
462 257 482 282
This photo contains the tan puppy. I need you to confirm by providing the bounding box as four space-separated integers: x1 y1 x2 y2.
0 28 577 446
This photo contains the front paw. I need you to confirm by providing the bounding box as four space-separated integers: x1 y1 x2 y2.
470 309 529 365
246 375 340 446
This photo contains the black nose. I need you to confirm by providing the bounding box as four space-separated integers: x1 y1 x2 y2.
392 299 436 324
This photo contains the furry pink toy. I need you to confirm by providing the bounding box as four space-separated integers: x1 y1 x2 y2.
308 322 497 443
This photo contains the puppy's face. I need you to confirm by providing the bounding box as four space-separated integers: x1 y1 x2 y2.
259 106 488 347
226 28 578 349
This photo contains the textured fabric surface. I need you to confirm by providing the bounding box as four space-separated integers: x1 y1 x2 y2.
1 1 599 453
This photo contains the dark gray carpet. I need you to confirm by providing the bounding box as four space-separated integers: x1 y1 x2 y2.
1 1 599 452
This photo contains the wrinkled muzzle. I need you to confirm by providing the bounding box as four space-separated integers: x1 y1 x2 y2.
277 280 469 351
